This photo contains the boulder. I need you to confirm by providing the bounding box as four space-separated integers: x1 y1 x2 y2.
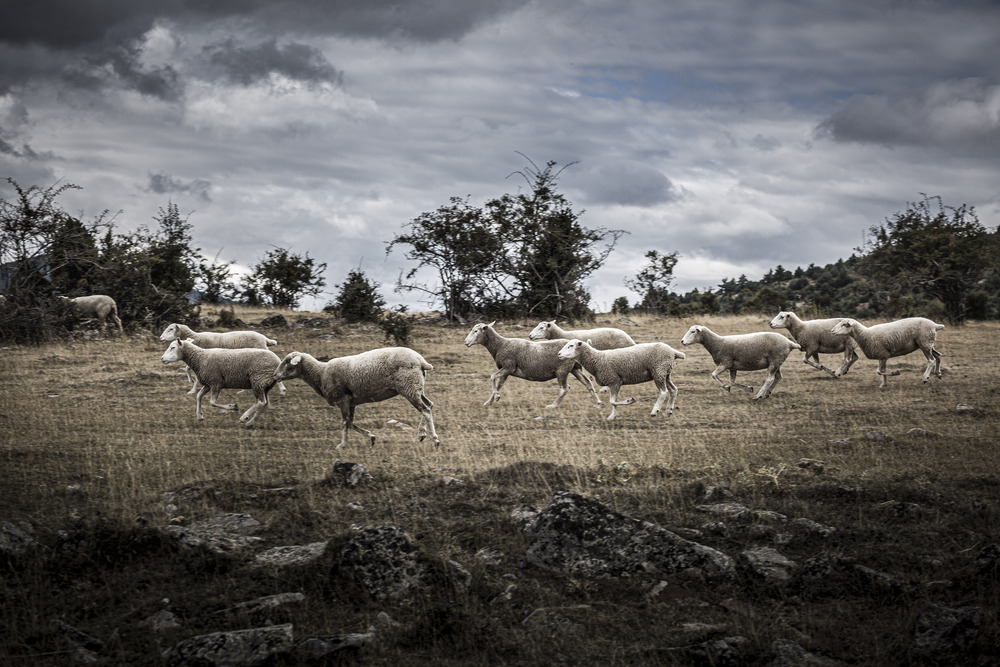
162 624 294 666
517 491 735 579
910 603 980 659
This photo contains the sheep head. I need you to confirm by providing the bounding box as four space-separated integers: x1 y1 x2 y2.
464 321 495 347
681 325 705 346
161 340 183 364
274 352 305 381
557 339 586 360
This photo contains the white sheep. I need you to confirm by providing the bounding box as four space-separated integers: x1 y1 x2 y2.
829 317 944 387
464 321 601 409
528 320 636 349
273 348 439 449
769 311 859 377
159 323 285 396
60 295 122 333
680 325 800 400
557 338 685 420
160 339 281 427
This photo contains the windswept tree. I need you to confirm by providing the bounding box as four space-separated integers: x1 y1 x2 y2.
333 267 385 323
624 250 679 313
241 247 326 309
489 156 625 318
197 252 239 304
386 196 503 322
861 195 996 324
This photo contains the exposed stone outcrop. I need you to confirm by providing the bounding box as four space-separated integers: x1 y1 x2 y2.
162 624 294 666
516 491 735 579
250 542 329 569
0 520 35 559
910 603 981 660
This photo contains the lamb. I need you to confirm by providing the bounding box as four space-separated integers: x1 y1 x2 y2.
273 348 438 449
557 338 685 420
769 311 859 377
528 320 636 349
464 321 601 409
680 324 801 400
60 294 122 333
829 317 944 387
159 323 285 396
160 339 280 427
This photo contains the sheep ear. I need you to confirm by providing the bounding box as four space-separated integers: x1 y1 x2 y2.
290 354 302 366
586 338 593 346
487 321 496 327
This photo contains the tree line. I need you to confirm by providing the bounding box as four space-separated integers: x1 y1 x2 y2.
2 161 998 344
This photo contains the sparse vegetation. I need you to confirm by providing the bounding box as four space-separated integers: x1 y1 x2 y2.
1 308 998 665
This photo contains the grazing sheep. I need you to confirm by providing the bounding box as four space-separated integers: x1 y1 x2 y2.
464 322 601 409
830 318 944 387
558 338 685 420
60 294 122 333
528 320 636 349
273 348 438 449
161 339 280 427
159 323 285 396
680 325 800 400
769 311 859 377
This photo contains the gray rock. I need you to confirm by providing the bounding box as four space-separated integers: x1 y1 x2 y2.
295 634 371 659
740 547 797 583
189 513 265 536
668 635 749 666
911 603 980 659
215 593 305 621
323 461 373 488
792 517 835 537
250 542 328 569
162 624 293 666
696 503 787 523
796 458 825 473
158 525 264 555
337 526 468 600
139 609 182 632
771 638 843 666
258 314 288 328
520 491 735 579
0 521 34 558
701 521 730 538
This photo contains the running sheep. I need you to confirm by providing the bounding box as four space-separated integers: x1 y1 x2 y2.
829 317 944 387
557 338 685 420
161 339 280 427
60 295 123 333
769 311 859 377
528 320 636 349
680 324 800 400
464 322 601 409
273 348 439 449
159 323 285 396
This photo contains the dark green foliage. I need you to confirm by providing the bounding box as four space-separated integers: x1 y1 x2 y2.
333 268 385 323
379 305 412 346
860 196 999 324
197 252 238 304
612 296 630 314
241 247 327 309
625 249 678 313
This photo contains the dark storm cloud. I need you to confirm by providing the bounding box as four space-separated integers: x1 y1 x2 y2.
817 79 1000 156
205 39 343 87
146 172 212 202
573 163 680 207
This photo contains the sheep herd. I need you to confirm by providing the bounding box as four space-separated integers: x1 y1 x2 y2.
153 309 946 449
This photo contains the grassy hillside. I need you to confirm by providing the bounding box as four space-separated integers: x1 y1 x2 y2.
1 310 998 664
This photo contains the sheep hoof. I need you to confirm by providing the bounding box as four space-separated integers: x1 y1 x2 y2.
544 403 559 409
368 436 376 446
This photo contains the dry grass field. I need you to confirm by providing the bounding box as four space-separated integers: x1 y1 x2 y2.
1 308 998 665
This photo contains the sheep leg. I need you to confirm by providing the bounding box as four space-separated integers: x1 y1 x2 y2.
195 385 208 420
276 381 287 396
208 388 238 412
726 368 755 393
606 386 623 420
486 368 511 405
710 365 733 392
185 365 200 395
651 376 677 417
803 352 836 376
405 393 439 446
240 389 269 427
754 368 781 400
338 402 375 448
570 367 602 407
921 347 943 382
834 348 859 377
547 370 573 409
874 359 896 387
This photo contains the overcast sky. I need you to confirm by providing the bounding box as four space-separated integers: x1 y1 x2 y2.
2 0 998 313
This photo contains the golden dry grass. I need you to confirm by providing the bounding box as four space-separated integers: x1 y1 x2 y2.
1 310 998 664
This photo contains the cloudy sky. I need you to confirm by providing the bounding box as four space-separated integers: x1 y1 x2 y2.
2 0 998 312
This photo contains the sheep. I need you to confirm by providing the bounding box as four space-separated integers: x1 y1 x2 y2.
680 324 800 400
159 323 285 396
60 294 122 333
557 338 685 420
273 348 438 449
829 317 944 387
160 339 280 427
528 320 636 349
464 321 601 409
769 311 859 377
